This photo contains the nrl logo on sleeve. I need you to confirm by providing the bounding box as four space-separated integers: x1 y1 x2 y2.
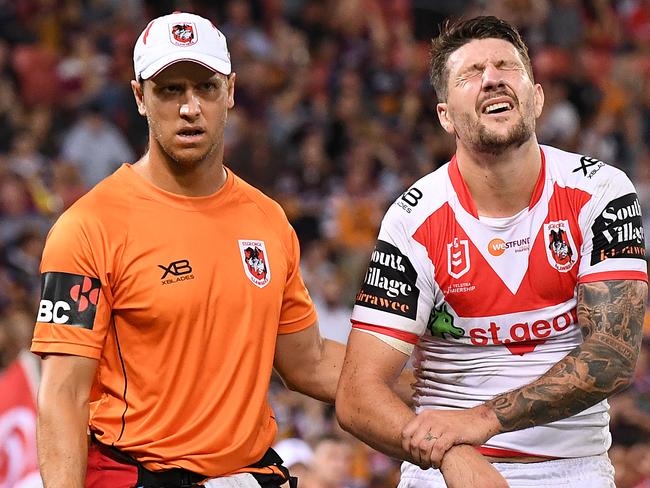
544 220 578 272
590 193 645 265
355 240 419 319
239 240 271 288
37 272 101 329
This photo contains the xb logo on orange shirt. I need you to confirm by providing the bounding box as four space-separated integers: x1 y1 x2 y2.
158 259 193 279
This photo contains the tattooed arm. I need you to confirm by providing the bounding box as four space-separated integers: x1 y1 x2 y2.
485 279 646 431
400 279 647 467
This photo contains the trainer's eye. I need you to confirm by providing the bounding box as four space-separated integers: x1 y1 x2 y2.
198 82 218 92
161 85 183 94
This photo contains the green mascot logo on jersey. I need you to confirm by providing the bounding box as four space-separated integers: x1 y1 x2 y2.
427 304 464 340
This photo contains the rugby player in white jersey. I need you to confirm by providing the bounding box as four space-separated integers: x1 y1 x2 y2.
336 15 647 488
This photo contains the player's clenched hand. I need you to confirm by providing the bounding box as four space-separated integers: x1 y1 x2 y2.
440 445 510 488
401 405 501 468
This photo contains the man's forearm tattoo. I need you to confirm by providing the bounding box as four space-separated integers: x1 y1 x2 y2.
486 280 647 432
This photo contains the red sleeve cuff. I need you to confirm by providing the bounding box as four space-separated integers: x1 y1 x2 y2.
351 321 420 345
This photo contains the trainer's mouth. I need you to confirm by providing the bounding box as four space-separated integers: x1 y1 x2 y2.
177 127 205 137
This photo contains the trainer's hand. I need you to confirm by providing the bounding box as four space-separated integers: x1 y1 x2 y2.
440 445 509 488
401 405 501 468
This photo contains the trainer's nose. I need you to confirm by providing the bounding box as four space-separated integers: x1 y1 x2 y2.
180 92 201 118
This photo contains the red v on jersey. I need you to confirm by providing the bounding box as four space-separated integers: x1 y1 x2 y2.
412 183 592 318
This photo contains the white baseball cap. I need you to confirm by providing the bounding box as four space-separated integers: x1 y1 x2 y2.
133 12 231 80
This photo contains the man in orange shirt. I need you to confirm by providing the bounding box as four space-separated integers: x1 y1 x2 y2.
31 11 346 488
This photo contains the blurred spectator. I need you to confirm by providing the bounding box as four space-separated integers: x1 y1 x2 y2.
11 43 60 108
49 159 86 212
273 437 314 479
1 228 44 303
303 435 354 488
0 169 51 245
0 304 41 488
7 131 47 180
537 78 580 149
623 0 650 49
57 32 111 108
60 102 134 188
312 273 352 344
609 332 650 487
221 0 273 60
545 0 584 48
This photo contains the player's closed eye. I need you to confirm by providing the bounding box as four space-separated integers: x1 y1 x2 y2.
461 61 521 78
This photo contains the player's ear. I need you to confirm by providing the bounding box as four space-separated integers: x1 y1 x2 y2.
533 83 544 119
436 103 454 134
131 79 147 116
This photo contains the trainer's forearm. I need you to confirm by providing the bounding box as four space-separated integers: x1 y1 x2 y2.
37 392 90 487
286 338 346 404
486 280 646 433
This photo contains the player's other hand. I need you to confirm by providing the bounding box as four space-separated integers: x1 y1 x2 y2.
441 445 510 488
401 405 501 468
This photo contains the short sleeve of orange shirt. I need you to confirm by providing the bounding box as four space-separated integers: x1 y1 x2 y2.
31 205 115 358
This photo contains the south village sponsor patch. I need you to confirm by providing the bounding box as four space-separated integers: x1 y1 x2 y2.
355 240 419 320
591 193 645 265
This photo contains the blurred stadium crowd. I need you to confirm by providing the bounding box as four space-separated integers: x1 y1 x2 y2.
0 0 649 487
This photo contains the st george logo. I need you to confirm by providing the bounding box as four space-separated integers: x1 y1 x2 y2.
447 237 470 279
543 221 577 272
170 22 197 46
238 240 271 288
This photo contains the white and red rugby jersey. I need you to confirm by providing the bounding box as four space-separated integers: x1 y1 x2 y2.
351 145 647 458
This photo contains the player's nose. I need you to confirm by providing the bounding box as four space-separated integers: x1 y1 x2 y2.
481 63 506 91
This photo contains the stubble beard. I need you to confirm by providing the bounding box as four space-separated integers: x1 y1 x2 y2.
161 140 218 171
475 116 532 155
149 120 219 172
457 102 536 156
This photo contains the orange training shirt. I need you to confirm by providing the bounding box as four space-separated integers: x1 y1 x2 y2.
31 164 317 476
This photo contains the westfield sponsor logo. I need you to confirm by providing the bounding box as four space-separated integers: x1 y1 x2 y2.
487 237 530 256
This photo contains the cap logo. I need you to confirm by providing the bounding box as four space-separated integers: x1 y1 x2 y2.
169 22 197 46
